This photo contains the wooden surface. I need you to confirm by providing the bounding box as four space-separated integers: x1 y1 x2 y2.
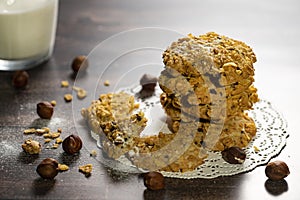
1 0 300 199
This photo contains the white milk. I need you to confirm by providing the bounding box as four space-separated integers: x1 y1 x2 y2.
0 0 58 60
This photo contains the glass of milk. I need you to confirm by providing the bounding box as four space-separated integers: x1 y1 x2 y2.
0 0 59 71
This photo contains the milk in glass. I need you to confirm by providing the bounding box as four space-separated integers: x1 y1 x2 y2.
0 0 58 70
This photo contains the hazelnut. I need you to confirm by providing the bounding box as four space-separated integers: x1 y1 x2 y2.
143 171 165 190
12 70 29 89
37 101 54 119
221 147 246 164
62 134 82 154
22 139 41 154
139 74 158 98
71 55 88 73
265 161 290 181
36 158 59 179
140 74 158 91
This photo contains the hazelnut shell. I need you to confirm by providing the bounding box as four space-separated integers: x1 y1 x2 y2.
36 158 59 179
62 134 83 154
71 55 88 73
143 171 165 190
12 70 29 89
37 101 54 119
265 161 290 181
221 147 246 164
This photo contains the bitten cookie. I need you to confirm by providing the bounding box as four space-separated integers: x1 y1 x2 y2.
81 92 147 159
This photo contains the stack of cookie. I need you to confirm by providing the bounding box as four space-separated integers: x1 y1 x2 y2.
159 32 259 151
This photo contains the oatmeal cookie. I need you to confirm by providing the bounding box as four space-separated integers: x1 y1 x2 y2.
128 131 208 172
81 92 147 159
169 112 256 151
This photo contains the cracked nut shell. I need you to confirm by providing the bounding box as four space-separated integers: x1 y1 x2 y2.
143 171 165 190
36 158 59 179
37 101 54 119
22 139 41 154
265 161 290 181
221 146 246 164
62 134 83 154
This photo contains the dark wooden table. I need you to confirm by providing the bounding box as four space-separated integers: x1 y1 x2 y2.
1 0 300 199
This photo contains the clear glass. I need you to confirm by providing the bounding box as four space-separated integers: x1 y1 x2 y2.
0 0 58 71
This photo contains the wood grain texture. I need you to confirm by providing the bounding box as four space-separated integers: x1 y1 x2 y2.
1 0 300 199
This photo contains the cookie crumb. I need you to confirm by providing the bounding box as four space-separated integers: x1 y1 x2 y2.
77 89 87 99
55 138 63 144
50 100 57 107
23 128 36 135
52 143 59 149
36 128 47 135
64 94 73 102
61 80 69 88
104 80 110 86
42 127 50 133
44 138 52 143
58 164 69 171
22 139 41 154
79 164 93 176
90 150 97 157
43 133 52 138
73 86 87 99
253 146 259 153
51 132 61 139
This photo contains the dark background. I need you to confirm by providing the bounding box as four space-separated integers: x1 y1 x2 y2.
0 0 299 199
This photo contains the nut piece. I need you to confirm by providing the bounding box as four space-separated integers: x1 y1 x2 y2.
37 101 54 119
265 161 290 181
62 134 83 154
52 143 59 149
12 70 29 89
71 55 88 73
55 138 63 144
77 89 87 99
36 158 59 179
72 86 87 99
23 128 36 135
143 171 165 190
22 139 41 154
90 150 97 157
61 80 69 88
44 138 51 143
104 80 110 86
58 164 69 172
253 145 259 153
64 94 73 102
221 147 246 164
79 164 93 176
51 132 61 139
50 100 57 107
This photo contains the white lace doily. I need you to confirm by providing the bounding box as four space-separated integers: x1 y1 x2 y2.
161 99 288 178
90 86 288 179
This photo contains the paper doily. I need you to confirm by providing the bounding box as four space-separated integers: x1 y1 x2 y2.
90 86 288 179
